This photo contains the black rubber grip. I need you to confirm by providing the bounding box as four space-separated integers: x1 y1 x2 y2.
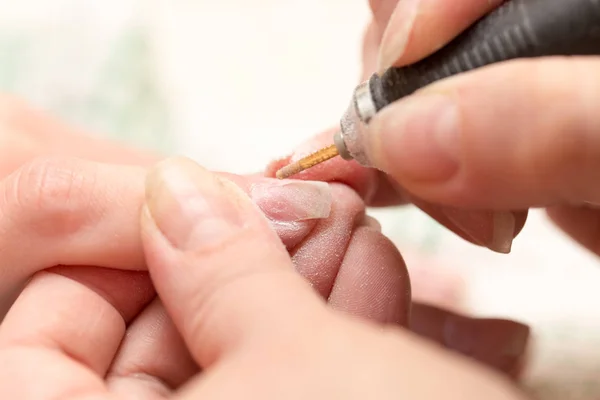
370 0 600 111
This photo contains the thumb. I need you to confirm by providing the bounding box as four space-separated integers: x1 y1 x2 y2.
363 57 600 209
140 157 327 367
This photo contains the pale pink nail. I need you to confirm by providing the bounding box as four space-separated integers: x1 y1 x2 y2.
442 208 515 254
250 180 332 223
377 0 421 72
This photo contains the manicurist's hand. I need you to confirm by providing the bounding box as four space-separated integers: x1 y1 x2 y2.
268 0 533 254
363 0 600 260
0 157 530 399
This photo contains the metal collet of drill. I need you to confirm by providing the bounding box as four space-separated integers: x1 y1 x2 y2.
276 0 600 180
275 82 374 180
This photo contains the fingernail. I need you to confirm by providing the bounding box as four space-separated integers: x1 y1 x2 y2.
444 316 529 374
145 158 246 251
367 94 460 182
442 209 515 254
250 180 332 223
491 211 516 253
377 0 421 72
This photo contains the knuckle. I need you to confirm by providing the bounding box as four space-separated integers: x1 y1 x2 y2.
3 157 97 236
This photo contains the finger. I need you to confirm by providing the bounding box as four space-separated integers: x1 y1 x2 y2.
0 267 153 399
107 298 198 397
230 173 412 324
377 0 504 71
364 57 600 208
279 181 411 325
327 217 411 325
410 303 530 379
109 170 413 390
368 0 400 30
141 157 328 367
0 156 331 317
0 96 158 178
266 130 527 253
361 20 385 80
546 205 600 256
0 157 148 317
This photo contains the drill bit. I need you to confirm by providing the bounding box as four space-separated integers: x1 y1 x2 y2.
275 144 339 179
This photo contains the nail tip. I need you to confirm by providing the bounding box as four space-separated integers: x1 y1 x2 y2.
490 242 513 254
490 211 516 254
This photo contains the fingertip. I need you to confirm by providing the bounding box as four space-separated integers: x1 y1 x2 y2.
329 223 411 326
377 0 420 72
377 0 504 70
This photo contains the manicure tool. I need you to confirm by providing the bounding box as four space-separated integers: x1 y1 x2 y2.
276 0 600 179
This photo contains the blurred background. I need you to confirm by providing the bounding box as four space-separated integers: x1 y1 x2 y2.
0 0 599 398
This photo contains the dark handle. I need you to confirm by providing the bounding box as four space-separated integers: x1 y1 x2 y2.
369 0 600 111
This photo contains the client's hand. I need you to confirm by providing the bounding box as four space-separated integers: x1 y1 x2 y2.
0 95 159 178
0 158 529 399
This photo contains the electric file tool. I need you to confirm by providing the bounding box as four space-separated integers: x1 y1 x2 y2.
276 0 600 179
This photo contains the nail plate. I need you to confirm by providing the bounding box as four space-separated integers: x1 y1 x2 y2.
443 208 515 254
491 211 516 253
145 158 246 251
377 0 421 72
250 180 332 223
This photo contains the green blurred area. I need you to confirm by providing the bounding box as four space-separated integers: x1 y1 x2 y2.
0 27 172 154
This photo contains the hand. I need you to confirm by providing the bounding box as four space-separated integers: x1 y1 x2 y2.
359 0 600 259
0 158 529 399
0 96 527 371
267 0 529 254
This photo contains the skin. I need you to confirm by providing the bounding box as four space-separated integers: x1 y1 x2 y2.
273 0 600 260
265 0 529 255
7 0 587 395
0 157 530 399
0 96 528 397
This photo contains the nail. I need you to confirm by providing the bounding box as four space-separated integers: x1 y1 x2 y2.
443 316 529 374
442 208 515 254
377 0 421 72
145 158 247 251
250 180 332 223
491 211 516 253
367 94 460 182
